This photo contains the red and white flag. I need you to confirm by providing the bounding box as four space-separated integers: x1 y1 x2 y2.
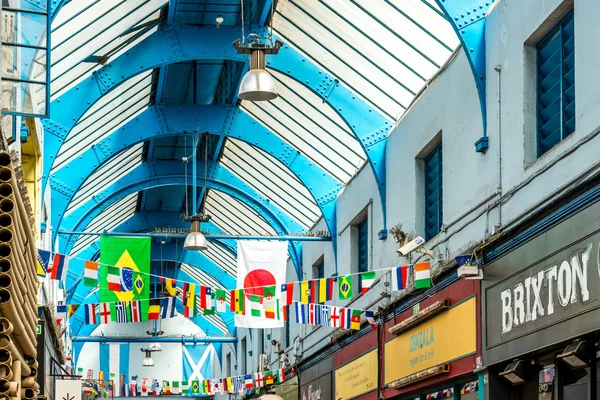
235 241 287 328
100 303 111 324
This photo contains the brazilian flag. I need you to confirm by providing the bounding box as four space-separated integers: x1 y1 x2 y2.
100 237 151 318
190 380 200 395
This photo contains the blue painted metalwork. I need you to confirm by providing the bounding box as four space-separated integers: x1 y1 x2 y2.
433 0 494 151
43 24 384 232
57 160 303 275
48 104 337 265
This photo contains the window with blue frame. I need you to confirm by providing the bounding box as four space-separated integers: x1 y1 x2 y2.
537 10 575 156
357 218 369 291
424 145 443 241
313 258 324 280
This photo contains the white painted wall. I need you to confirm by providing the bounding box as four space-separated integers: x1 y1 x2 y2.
232 0 600 377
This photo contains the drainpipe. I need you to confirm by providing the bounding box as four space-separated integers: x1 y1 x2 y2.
494 65 503 232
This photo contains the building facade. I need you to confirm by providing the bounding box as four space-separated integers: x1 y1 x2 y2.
220 0 600 399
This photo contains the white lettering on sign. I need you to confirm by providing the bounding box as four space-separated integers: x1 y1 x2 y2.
501 244 591 334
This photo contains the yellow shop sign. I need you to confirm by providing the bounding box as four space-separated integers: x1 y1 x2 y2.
384 297 476 384
335 349 378 400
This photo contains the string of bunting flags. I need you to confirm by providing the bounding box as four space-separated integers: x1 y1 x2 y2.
76 366 293 396
37 248 471 330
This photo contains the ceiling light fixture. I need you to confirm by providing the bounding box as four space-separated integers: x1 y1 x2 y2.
499 359 529 385
183 216 209 251
233 0 283 101
216 15 224 28
142 350 154 367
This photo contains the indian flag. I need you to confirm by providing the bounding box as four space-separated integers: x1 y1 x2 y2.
414 261 431 289
360 271 376 295
84 261 99 287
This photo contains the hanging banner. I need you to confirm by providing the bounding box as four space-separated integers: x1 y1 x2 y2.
99 236 151 319
235 240 287 328
56 379 82 400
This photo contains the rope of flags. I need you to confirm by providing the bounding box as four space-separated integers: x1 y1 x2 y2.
40 247 472 330
75 367 293 397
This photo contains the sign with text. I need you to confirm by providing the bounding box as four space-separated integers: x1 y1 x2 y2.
334 349 378 400
384 297 476 384
482 200 600 364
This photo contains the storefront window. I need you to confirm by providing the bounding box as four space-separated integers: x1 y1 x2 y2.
539 365 555 400
425 387 452 398
562 367 589 399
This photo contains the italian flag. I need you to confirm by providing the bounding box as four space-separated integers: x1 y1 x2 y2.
360 271 376 295
107 266 121 291
414 261 431 289
250 295 262 317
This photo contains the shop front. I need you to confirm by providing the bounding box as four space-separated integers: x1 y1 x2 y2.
334 329 378 400
274 375 299 400
382 279 481 399
482 198 600 399
300 356 333 400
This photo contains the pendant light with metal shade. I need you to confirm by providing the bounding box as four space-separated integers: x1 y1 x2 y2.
182 133 211 251
233 0 283 102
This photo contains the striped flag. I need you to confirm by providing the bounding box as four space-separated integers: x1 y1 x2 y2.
84 261 99 287
318 277 334 303
183 293 197 318
295 302 306 324
50 254 70 281
264 371 274 385
114 301 129 323
232 376 243 395
319 304 330 327
107 266 121 291
300 280 315 304
130 300 142 323
36 249 51 277
309 303 316 325
230 289 245 313
414 261 431 289
182 283 196 308
391 265 409 291
249 295 262 317
225 377 233 393
202 380 210 394
244 375 253 389
360 271 376 295
281 283 294 306
84 304 97 324
276 368 286 383
161 297 176 319
215 289 227 312
340 307 351 329
351 309 361 330
365 310 376 330
148 299 160 320
67 304 78 318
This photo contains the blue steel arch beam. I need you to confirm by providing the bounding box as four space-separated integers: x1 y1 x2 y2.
58 160 303 275
43 24 388 228
48 104 333 258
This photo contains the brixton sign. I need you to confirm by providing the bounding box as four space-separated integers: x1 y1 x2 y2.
483 200 600 362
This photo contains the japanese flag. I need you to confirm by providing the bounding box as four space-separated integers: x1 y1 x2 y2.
235 240 287 328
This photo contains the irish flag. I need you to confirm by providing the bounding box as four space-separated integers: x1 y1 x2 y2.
84 260 99 287
414 261 431 289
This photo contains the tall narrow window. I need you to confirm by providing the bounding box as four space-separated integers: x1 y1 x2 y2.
226 353 231 376
424 144 443 241
357 218 369 291
240 337 247 374
313 257 324 280
537 10 575 156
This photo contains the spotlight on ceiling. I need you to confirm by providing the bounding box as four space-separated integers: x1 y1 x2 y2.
233 39 283 102
216 15 223 28
142 351 154 367
557 340 591 369
499 359 529 385
182 214 210 251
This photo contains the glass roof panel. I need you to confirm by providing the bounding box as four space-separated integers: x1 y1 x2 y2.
273 0 458 120
204 190 277 236
52 70 155 171
65 143 145 215
240 71 365 183
70 193 138 255
220 139 319 229
51 0 167 96
203 242 237 278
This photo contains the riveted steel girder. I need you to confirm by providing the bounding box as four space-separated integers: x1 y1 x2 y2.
49 104 331 264
43 24 386 231
58 160 303 276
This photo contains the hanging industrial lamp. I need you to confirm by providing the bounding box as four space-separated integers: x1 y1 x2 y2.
183 217 209 251
233 0 283 101
142 350 154 367
234 40 283 101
